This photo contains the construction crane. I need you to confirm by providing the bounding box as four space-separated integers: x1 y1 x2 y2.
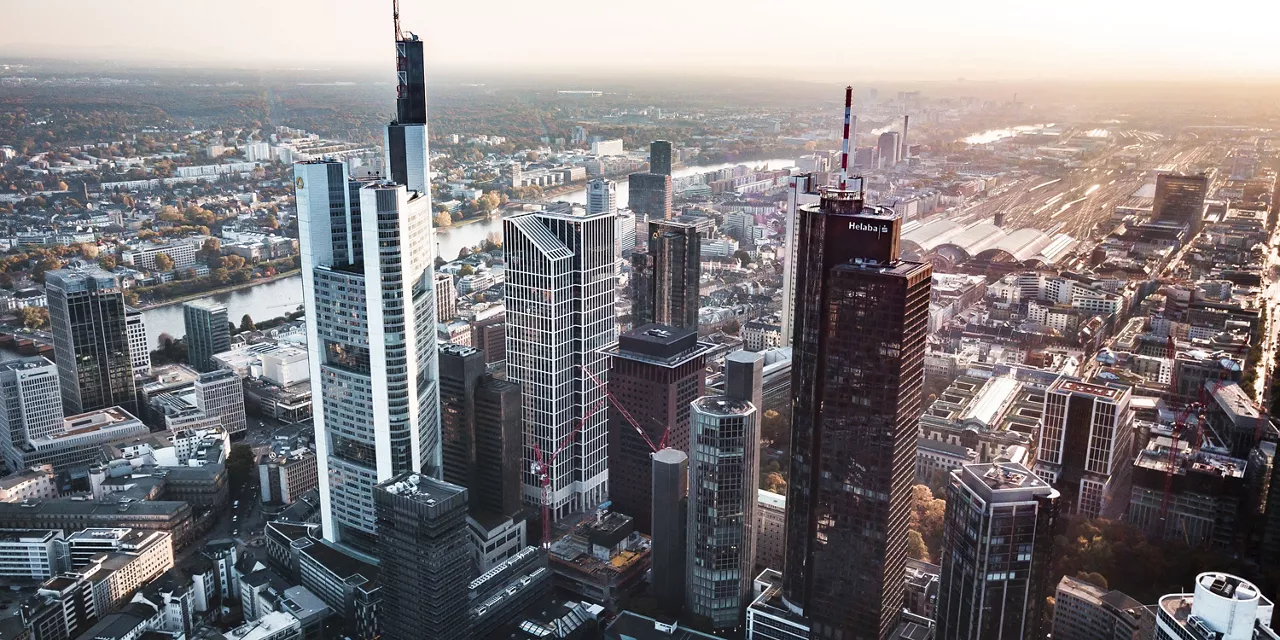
1156 401 1201 540
531 390 607 547
580 365 669 453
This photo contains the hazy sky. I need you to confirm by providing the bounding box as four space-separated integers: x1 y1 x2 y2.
3 0 1279 81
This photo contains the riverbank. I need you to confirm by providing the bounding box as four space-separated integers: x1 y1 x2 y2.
138 269 302 311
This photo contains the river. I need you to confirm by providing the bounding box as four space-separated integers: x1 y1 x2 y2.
143 156 798 345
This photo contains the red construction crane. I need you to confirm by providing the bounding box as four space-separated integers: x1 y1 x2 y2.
580 365 669 453
1156 401 1204 540
531 390 607 547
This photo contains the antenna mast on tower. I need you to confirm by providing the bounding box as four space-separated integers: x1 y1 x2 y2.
392 0 403 41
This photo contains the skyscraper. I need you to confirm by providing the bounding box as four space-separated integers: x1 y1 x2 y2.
628 172 673 221
601 324 709 532
503 205 616 519
685 350 762 631
46 266 137 416
780 174 822 347
125 307 150 376
649 140 672 176
586 178 617 216
651 447 688 615
1153 173 1209 234
374 472 472 640
877 131 901 168
183 300 230 373
935 462 1060 640
686 395 759 631
783 187 931 639
0 357 64 472
293 11 440 554
297 167 440 554
630 221 700 330
438 343 522 519
194 369 247 437
1033 378 1133 519
1154 572 1277 640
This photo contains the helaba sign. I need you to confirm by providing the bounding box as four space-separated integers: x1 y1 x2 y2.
849 221 891 235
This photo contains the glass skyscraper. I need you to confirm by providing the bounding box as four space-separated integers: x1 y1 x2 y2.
782 186 931 639
45 266 137 416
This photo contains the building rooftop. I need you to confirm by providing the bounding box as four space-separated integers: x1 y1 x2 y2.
377 472 467 506
1052 378 1123 400
605 611 719 639
691 395 754 417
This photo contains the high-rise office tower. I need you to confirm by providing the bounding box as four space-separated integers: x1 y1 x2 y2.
434 272 457 323
783 186 931 639
194 369 247 437
470 308 506 365
877 131 902 168
586 178 617 216
294 11 440 554
935 462 1060 640
504 206 616 518
46 266 138 416
297 165 440 554
628 172 673 221
1154 572 1277 640
374 473 472 640
651 447 688 615
183 300 230 373
687 395 759 631
1033 378 1133 519
685 349 762 630
631 221 700 330
1153 173 1209 234
781 174 822 347
124 307 150 376
0 357 64 472
602 324 709 532
616 210 637 257
650 140 672 176
438 343 522 518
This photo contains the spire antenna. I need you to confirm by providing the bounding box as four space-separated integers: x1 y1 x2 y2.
839 85 852 190
392 0 403 41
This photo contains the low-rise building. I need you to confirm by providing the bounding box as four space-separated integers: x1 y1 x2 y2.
0 529 66 579
1053 575 1153 640
259 449 318 505
754 490 785 572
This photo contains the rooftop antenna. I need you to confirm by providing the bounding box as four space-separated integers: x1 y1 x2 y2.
392 0 403 41
840 85 852 190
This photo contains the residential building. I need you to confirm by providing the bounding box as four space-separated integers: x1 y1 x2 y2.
194 370 247 437
742 322 783 352
124 307 149 375
183 301 230 373
1154 572 1278 639
935 463 1059 639
374 473 472 640
783 186 931 639
46 266 138 415
1052 575 1153 640
601 324 709 532
504 205 616 518
631 221 700 330
0 465 58 502
686 395 759 631
1034 378 1134 518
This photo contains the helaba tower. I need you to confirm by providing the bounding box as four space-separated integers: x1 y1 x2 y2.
293 5 440 556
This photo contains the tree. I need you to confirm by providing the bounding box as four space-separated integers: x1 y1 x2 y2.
434 256 446 268
906 531 929 562
477 191 502 213
458 264 475 277
525 151 539 162
77 243 99 259
265 214 279 230
227 443 255 493
19 306 48 330
154 252 175 272
240 314 256 332
909 484 947 556
458 247 471 260
1076 572 1109 590
198 237 222 264
221 254 246 271
733 249 752 268
723 318 740 334
31 257 62 283
763 472 787 493
434 211 453 228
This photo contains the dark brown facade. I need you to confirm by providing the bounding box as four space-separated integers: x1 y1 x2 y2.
604 324 709 533
783 189 931 640
631 221 699 331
